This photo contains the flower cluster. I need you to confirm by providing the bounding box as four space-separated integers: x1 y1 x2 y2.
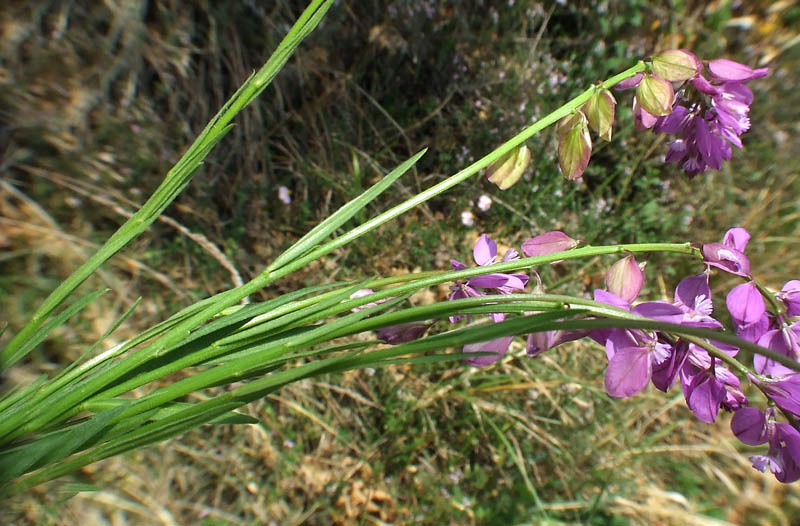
378 227 800 483
616 51 767 177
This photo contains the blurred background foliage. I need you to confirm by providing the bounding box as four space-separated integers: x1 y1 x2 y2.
1 0 800 524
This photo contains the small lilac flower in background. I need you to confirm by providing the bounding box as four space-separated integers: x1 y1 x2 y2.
477 194 493 212
278 185 291 204
702 227 751 277
460 210 475 227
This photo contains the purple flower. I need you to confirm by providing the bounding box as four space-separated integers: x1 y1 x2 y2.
731 407 800 483
590 289 685 398
650 58 767 176
702 227 751 277
680 359 744 423
778 280 800 317
726 282 769 343
463 336 514 367
449 234 528 323
604 332 673 398
448 235 528 366
672 273 722 328
377 323 430 345
526 329 585 358
754 324 800 377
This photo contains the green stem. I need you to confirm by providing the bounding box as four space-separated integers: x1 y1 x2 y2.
0 62 650 441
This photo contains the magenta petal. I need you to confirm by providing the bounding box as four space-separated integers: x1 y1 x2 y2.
702 242 750 277
723 227 751 252
731 407 768 445
521 231 577 257
451 259 467 271
675 274 712 311
613 73 643 90
632 301 684 323
652 341 689 392
654 105 690 134
774 424 800 483
708 59 766 82
765 375 800 417
469 273 516 289
690 75 720 95
685 373 727 423
593 289 631 311
780 280 800 317
727 282 766 326
378 323 429 344
463 336 513 366
473 234 497 266
605 346 652 398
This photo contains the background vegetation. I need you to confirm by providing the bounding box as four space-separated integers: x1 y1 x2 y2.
1 0 800 524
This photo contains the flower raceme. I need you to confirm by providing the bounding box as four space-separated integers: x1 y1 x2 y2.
375 226 800 484
614 51 767 177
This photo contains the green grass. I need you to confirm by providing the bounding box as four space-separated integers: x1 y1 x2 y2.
2 0 800 524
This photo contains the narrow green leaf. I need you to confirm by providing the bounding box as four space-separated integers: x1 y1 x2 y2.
0 403 128 486
3 290 108 367
269 149 427 271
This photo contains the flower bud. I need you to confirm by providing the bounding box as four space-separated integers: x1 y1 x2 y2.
556 111 592 180
613 72 643 91
605 254 644 304
702 242 750 277
632 96 658 130
583 88 616 141
635 74 674 117
487 145 531 190
377 323 430 344
521 231 578 258
652 49 701 82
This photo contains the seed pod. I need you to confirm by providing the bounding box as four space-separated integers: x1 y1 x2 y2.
557 111 592 180
636 74 674 116
652 49 702 82
487 145 531 190
583 88 616 141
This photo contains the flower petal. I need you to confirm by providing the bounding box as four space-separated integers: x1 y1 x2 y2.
731 407 768 446
463 336 513 367
605 346 652 398
473 234 498 266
